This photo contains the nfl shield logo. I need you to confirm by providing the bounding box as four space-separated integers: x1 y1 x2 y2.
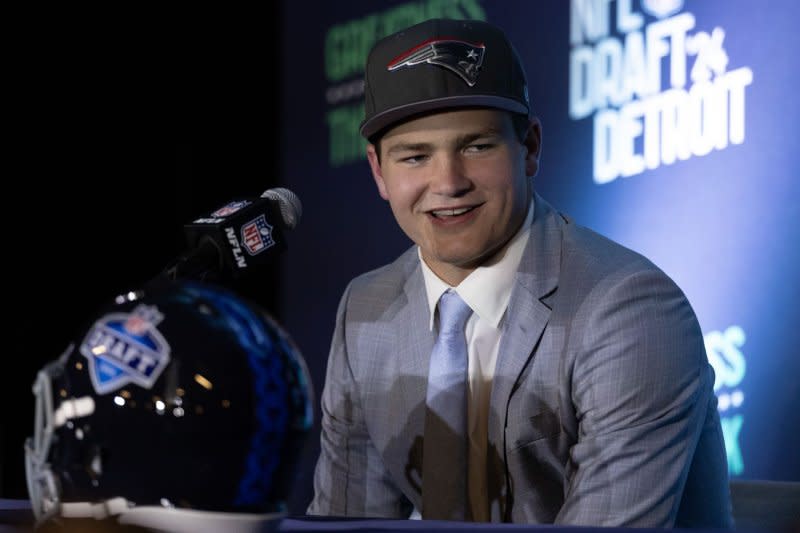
211 200 251 218
241 214 275 256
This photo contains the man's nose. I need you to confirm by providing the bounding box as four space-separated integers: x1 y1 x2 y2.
429 155 471 196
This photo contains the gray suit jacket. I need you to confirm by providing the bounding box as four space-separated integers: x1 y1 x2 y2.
308 193 733 527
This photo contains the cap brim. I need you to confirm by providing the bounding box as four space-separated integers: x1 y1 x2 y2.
359 95 529 139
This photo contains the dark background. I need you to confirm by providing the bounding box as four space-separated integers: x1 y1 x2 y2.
3 6 287 505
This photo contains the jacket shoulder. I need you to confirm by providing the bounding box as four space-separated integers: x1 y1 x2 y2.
344 245 419 311
561 217 668 282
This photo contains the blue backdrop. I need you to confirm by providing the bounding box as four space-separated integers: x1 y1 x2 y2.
278 0 800 508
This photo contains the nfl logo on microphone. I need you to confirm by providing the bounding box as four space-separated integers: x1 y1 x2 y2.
241 214 275 255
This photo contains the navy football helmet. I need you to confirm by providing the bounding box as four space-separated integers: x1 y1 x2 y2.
25 279 313 531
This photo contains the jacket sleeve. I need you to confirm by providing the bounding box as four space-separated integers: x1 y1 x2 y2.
306 281 409 518
555 267 724 527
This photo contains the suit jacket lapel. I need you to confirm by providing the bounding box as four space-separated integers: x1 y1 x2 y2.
487 193 562 519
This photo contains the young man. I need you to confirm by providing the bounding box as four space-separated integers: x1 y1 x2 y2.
308 18 732 527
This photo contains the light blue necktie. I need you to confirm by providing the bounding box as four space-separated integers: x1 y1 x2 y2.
422 289 473 520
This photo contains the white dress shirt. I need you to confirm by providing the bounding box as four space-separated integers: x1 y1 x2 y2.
418 203 534 521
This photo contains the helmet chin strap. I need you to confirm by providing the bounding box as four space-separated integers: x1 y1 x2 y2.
60 497 133 519
118 506 286 533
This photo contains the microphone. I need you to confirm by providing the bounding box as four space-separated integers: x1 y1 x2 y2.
162 187 302 282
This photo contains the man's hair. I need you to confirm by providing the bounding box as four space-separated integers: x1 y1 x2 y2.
372 111 532 165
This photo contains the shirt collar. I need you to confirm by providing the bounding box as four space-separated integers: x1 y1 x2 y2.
420 201 535 330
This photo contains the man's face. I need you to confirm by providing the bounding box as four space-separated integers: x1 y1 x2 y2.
367 109 541 285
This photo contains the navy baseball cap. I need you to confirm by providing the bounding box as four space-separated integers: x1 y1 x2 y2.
360 18 531 140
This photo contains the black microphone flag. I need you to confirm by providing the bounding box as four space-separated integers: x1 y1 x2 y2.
163 187 302 282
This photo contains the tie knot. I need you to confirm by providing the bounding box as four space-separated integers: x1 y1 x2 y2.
437 290 472 334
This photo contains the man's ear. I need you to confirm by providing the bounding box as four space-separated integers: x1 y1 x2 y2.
523 118 542 177
367 143 389 200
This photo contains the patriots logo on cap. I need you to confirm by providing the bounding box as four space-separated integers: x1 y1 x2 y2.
387 39 485 86
80 304 170 395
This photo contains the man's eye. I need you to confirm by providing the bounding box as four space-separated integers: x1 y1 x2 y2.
465 143 493 153
400 154 428 164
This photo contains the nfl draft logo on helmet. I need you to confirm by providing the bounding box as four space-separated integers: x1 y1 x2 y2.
387 39 485 86
79 304 170 395
241 214 276 256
